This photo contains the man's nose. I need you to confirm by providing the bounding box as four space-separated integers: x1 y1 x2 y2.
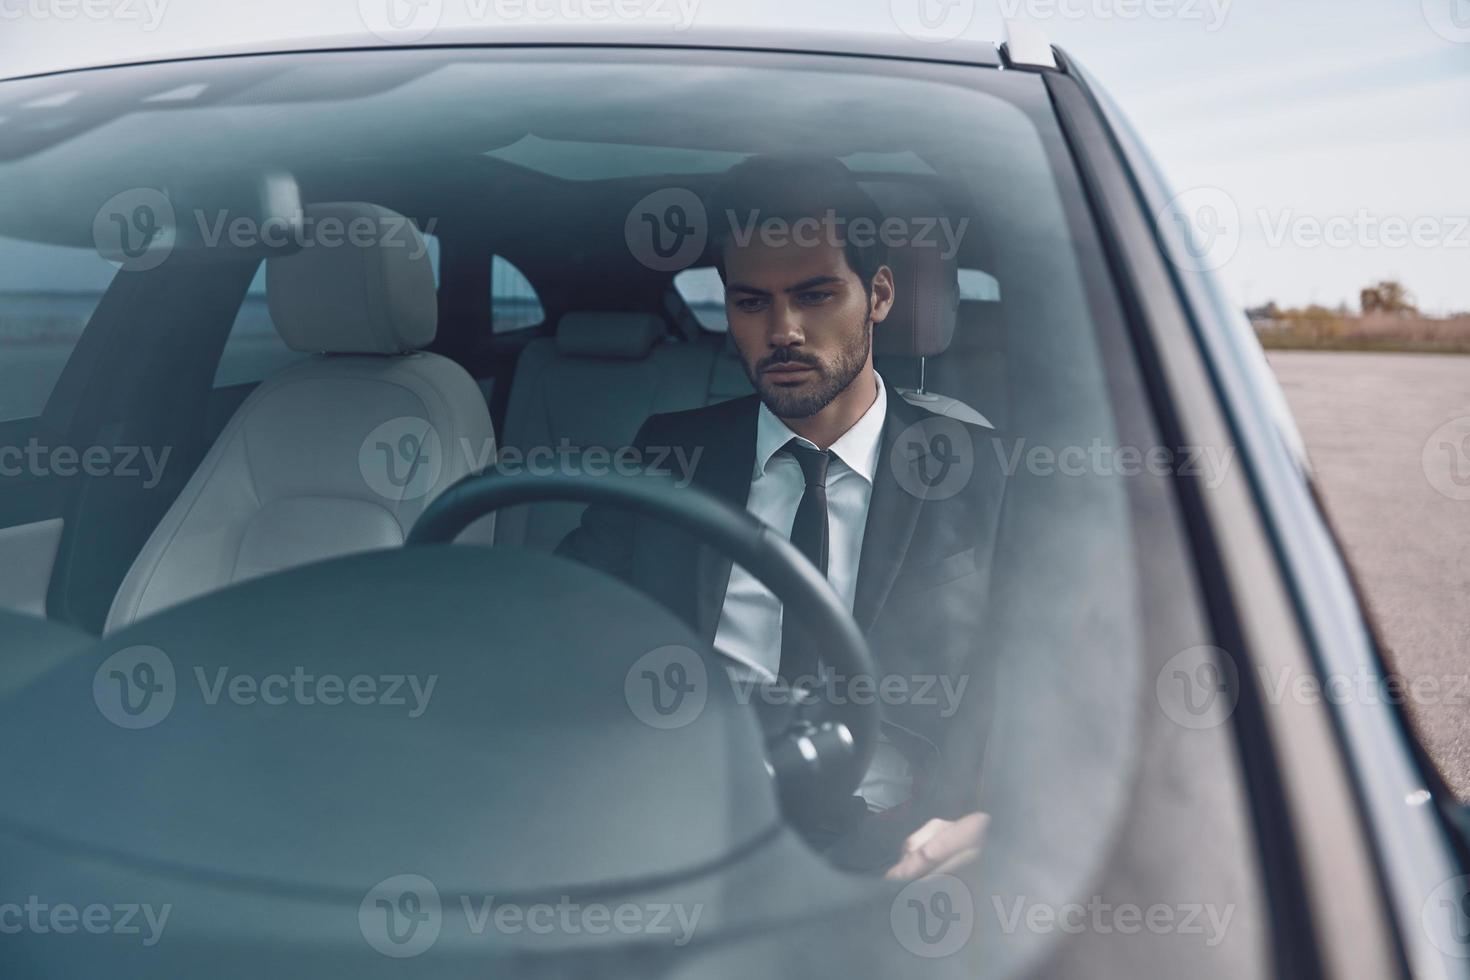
767 304 804 348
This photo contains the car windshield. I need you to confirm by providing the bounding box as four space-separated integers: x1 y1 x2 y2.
0 47 1266 977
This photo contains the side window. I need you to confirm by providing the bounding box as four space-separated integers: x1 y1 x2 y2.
957 268 1001 302
491 256 544 333
0 235 117 423
212 231 446 388
673 267 727 331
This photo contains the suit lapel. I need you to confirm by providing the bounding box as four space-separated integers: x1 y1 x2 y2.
690 398 759 640
852 389 927 634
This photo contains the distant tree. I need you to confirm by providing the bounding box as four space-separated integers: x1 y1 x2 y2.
1360 280 1418 315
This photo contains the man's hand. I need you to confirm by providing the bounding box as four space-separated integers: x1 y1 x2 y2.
884 812 989 880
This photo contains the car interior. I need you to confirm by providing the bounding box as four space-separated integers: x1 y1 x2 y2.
0 47 1273 978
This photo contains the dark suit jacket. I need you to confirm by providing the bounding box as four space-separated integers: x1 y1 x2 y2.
557 386 1007 796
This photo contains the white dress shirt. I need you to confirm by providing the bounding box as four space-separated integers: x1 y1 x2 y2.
711 376 913 810
712 376 887 680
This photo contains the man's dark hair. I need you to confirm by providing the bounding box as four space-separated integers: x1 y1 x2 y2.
704 155 889 289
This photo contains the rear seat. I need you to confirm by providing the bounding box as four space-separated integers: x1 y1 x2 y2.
494 313 746 550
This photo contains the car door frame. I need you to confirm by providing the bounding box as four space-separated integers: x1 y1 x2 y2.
1036 51 1467 980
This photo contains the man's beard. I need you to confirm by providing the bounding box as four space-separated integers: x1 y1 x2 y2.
743 310 872 420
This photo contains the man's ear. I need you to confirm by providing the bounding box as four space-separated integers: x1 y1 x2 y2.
869 264 896 324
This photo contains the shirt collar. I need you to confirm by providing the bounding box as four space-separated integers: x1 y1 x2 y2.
754 373 887 483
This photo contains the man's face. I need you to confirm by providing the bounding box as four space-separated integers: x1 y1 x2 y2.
722 237 893 419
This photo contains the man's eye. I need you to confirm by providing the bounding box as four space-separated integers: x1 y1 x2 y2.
734 298 768 313
796 291 834 306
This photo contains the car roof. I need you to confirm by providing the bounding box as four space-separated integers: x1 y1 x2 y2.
0 24 1004 84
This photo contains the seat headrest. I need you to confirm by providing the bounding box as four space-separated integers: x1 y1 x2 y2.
874 244 959 359
266 202 437 355
556 313 663 360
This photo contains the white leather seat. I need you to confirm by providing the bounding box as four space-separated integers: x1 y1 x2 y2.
105 202 494 633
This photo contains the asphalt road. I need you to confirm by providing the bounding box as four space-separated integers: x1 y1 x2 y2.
1267 351 1470 798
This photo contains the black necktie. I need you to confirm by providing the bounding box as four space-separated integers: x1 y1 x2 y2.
778 439 832 685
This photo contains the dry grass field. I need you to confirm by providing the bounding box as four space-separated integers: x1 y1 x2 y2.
1257 312 1470 354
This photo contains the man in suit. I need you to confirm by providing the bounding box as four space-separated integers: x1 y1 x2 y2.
558 157 1004 877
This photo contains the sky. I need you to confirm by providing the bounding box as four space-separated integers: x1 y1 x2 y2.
2 0 1467 314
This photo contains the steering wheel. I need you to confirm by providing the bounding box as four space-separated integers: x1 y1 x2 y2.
408 470 881 823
